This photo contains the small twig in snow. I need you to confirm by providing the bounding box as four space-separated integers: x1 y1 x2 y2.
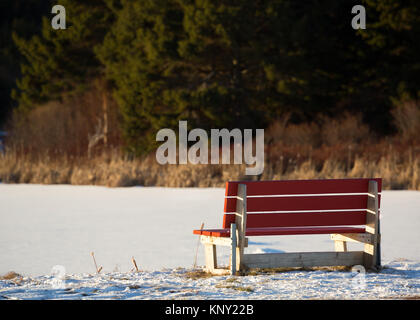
90 252 102 274
131 256 139 273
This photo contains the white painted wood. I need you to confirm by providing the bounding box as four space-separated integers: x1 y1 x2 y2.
200 235 232 247
331 233 374 244
230 223 237 275
334 240 348 252
204 244 217 272
200 235 248 247
363 180 380 270
235 184 247 272
242 251 364 269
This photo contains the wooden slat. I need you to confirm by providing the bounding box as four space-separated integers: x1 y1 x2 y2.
225 178 382 197
224 194 370 213
223 211 366 228
222 214 235 228
242 251 364 269
200 235 233 247
244 226 365 236
334 240 347 252
331 233 374 244
193 228 230 237
194 226 365 237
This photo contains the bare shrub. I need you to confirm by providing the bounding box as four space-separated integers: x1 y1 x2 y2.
283 123 321 147
268 113 369 149
265 114 291 144
266 115 320 148
319 113 371 147
7 87 122 158
391 100 420 141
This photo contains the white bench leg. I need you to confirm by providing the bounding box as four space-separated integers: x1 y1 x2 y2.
204 244 217 272
230 223 237 275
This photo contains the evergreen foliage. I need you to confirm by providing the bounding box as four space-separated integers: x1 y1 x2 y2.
4 0 419 155
12 0 117 112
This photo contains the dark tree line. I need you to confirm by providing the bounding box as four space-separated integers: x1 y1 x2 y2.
2 0 419 155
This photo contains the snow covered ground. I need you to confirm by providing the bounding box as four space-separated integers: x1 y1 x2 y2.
1 260 419 300
0 184 419 299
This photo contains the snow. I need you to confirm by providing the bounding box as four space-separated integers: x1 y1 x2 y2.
0 184 419 299
1 261 419 300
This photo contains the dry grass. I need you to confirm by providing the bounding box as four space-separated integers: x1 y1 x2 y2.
385 295 420 300
245 266 352 276
391 99 420 141
0 271 22 280
215 283 254 292
1 102 419 189
0 146 419 189
183 270 215 280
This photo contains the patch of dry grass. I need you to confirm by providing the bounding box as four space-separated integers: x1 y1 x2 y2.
215 282 254 292
183 270 215 280
384 295 420 300
244 266 351 276
0 271 22 280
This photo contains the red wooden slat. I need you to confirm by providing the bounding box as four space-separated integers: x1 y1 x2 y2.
193 226 366 238
193 228 230 237
225 178 382 197
222 211 366 228
224 195 369 213
222 214 234 228
244 226 366 236
225 194 382 213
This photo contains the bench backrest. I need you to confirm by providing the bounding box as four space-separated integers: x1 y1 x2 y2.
222 178 382 229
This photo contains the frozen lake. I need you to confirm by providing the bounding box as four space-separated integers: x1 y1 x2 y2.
1 184 419 276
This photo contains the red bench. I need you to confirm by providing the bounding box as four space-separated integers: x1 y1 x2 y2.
193 178 381 275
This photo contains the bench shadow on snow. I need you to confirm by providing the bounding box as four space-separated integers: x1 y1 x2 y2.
248 240 272 246
251 247 286 253
382 261 420 282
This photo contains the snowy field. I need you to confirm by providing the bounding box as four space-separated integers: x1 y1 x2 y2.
0 184 419 299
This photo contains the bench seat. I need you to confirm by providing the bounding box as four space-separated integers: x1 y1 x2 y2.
193 226 366 237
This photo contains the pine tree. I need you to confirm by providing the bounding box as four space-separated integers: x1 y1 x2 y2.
0 0 52 124
97 0 374 154
12 0 117 112
362 0 420 99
